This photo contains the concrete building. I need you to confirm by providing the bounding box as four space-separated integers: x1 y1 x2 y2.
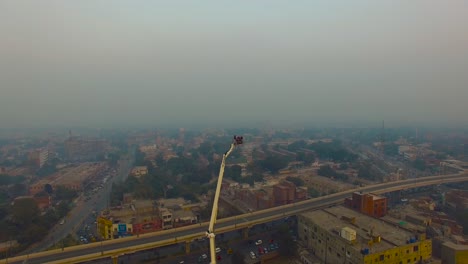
29 162 107 195
97 200 162 239
345 192 388 218
441 242 468 264
298 206 432 264
28 148 49 168
64 136 109 161
130 166 148 178
273 180 308 206
155 198 199 229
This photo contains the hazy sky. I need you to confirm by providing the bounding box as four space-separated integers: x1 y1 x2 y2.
1 1 467 129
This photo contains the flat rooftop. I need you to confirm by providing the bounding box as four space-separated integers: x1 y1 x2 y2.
352 191 386 200
301 206 417 253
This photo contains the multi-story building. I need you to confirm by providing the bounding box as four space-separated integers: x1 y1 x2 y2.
29 162 107 195
28 148 49 168
440 242 468 264
64 136 109 161
345 192 388 218
273 180 307 206
97 200 162 239
298 206 432 264
159 208 173 230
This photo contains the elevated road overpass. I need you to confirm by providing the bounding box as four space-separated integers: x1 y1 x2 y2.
2 172 467 264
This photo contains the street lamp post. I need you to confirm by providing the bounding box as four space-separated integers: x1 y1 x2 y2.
206 135 243 264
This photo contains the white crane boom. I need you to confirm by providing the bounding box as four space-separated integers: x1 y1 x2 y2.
206 136 242 264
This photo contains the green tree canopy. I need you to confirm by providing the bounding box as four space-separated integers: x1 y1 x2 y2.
11 198 40 227
285 176 305 187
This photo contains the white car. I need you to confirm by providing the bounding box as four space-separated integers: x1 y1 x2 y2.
201 254 207 259
215 247 221 253
250 251 256 259
255 239 262 245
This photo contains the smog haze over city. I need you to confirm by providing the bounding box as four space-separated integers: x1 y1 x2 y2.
1 0 468 130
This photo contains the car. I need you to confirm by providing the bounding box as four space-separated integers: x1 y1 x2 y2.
201 254 207 259
255 239 262 245
249 251 256 259
215 247 221 253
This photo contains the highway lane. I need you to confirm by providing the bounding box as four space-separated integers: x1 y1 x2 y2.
21 155 135 255
2 172 467 264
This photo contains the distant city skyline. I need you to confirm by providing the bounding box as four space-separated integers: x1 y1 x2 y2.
1 1 467 129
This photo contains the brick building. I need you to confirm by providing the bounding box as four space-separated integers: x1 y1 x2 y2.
344 191 388 218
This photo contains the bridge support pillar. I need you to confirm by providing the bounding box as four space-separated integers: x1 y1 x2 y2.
185 241 191 254
242 228 249 239
112 255 118 264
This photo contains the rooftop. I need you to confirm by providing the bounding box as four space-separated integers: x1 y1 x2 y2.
353 192 386 200
301 206 419 253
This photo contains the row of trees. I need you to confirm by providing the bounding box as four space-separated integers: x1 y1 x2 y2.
317 165 349 181
0 184 77 253
287 140 357 163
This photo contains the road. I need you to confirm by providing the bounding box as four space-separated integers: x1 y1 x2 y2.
2 172 467 264
21 152 135 254
84 219 289 264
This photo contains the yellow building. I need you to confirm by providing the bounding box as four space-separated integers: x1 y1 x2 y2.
298 206 432 264
441 242 468 264
97 217 113 240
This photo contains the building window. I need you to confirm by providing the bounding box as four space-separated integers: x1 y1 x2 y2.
413 246 418 252
379 255 384 261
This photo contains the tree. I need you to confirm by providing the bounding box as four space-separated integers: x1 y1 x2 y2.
134 149 146 166
318 165 349 181
308 187 320 198
56 202 70 218
288 140 307 152
11 198 40 227
258 155 289 174
54 186 77 202
413 159 426 171
17 223 47 244
36 163 57 177
44 183 53 195
357 165 376 181
285 176 304 187
339 163 349 170
225 165 242 181
9 183 27 197
0 175 25 186
384 143 399 156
